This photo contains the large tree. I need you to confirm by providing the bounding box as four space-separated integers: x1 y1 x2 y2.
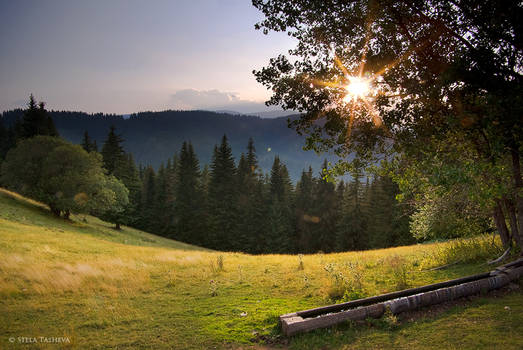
101 125 125 176
174 141 204 244
253 0 523 252
208 135 238 250
1 136 127 219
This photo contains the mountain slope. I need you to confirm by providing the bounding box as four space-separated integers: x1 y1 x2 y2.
1 109 342 180
0 188 522 349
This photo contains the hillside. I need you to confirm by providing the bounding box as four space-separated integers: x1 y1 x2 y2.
1 109 343 181
1 187 522 349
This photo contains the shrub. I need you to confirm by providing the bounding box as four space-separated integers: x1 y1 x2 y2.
324 262 365 301
386 255 409 290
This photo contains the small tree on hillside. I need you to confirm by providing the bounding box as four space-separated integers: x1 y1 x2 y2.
97 176 130 229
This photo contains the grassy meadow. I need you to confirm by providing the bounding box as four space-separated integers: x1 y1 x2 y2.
0 187 522 349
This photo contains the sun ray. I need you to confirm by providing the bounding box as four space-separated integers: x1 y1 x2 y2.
357 17 374 77
334 55 350 78
361 98 382 127
371 33 438 79
311 79 342 89
346 100 356 144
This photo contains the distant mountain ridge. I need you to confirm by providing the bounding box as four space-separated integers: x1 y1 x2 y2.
1 109 341 180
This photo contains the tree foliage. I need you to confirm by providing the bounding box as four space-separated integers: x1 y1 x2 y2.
253 0 523 250
1 136 127 218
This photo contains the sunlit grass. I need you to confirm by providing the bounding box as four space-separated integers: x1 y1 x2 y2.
0 187 521 349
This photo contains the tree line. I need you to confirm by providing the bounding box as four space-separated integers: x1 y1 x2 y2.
1 96 413 253
93 129 413 253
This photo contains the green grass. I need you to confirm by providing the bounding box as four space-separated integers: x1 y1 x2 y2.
0 187 521 349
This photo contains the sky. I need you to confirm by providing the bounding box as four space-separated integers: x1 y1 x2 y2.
0 0 296 115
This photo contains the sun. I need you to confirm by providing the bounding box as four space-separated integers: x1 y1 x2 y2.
343 76 371 102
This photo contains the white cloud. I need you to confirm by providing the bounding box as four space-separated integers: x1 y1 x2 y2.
169 89 289 116
170 89 240 110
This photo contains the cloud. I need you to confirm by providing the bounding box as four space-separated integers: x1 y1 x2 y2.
170 89 240 110
169 89 286 115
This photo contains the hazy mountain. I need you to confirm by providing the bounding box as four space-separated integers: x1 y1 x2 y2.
1 109 342 180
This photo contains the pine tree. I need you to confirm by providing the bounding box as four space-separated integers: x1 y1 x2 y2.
81 131 97 153
138 166 156 229
235 154 251 250
19 95 58 139
174 142 204 244
311 159 338 252
295 166 316 252
266 156 293 252
101 126 125 175
120 153 141 227
208 135 237 250
154 163 169 233
269 156 288 201
336 168 368 251
163 155 178 232
246 137 258 173
367 175 413 248
44 105 59 137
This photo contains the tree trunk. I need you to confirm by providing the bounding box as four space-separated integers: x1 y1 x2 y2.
511 147 523 253
503 197 521 249
115 222 121 230
493 199 511 249
49 204 61 217
63 210 71 220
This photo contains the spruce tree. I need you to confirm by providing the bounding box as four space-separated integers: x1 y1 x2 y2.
368 175 413 247
154 163 169 233
163 155 177 232
20 95 58 139
175 142 203 244
246 137 258 173
81 131 96 153
208 135 237 250
311 160 338 252
138 166 156 229
295 167 315 252
269 156 286 200
44 103 59 137
101 126 125 176
266 156 293 252
120 153 142 227
336 168 368 251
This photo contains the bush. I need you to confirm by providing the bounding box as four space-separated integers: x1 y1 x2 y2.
422 234 504 268
324 262 365 301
